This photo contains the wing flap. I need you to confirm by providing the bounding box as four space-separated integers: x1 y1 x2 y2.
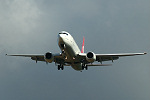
31 56 45 61
86 64 112 66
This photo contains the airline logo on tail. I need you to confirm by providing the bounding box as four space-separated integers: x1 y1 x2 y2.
81 37 85 53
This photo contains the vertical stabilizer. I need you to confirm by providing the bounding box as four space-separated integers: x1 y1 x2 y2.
81 37 85 53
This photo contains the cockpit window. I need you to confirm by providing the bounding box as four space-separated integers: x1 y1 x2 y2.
65 33 68 35
59 33 68 35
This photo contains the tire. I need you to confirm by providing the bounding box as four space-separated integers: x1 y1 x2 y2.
85 65 88 70
58 65 60 70
61 65 64 70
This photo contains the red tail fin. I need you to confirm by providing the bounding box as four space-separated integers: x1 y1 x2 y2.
81 37 85 53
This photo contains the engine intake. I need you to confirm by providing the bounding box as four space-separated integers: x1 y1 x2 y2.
44 52 54 63
86 52 96 63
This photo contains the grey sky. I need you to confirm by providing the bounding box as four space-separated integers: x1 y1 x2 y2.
0 0 150 100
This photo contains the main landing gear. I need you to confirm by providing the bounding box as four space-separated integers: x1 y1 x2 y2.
82 63 88 70
58 64 64 70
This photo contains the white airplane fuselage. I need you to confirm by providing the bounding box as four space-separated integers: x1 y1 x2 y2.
58 32 82 70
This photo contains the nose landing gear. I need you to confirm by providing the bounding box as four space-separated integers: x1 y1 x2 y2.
60 44 65 49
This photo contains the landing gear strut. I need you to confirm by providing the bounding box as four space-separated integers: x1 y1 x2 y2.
58 64 64 70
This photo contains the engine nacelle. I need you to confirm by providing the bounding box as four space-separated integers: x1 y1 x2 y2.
44 52 54 63
86 52 96 63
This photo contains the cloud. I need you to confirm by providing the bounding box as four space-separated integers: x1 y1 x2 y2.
0 0 45 52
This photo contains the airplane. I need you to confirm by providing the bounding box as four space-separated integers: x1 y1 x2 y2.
6 31 147 71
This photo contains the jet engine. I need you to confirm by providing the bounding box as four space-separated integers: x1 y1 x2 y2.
86 52 96 63
44 52 54 63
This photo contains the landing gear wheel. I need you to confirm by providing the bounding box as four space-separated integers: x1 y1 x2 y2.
82 63 85 70
61 65 64 70
58 64 64 70
85 65 88 70
58 65 61 70
82 64 88 70
82 66 84 70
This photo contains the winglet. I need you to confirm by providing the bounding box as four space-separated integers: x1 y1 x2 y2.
81 37 85 53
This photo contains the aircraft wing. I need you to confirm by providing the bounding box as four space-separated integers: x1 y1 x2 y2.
6 54 64 62
86 64 112 66
95 52 147 57
79 52 147 62
6 54 44 57
6 54 46 62
6 52 146 64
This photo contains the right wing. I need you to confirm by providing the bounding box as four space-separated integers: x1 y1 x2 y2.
86 64 112 66
6 54 45 62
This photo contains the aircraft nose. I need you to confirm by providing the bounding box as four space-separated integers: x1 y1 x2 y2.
58 34 64 43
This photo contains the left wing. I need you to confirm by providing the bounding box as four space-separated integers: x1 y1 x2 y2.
96 52 147 62
79 52 147 62
95 52 147 57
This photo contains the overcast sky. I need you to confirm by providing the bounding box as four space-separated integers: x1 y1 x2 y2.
0 0 150 100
